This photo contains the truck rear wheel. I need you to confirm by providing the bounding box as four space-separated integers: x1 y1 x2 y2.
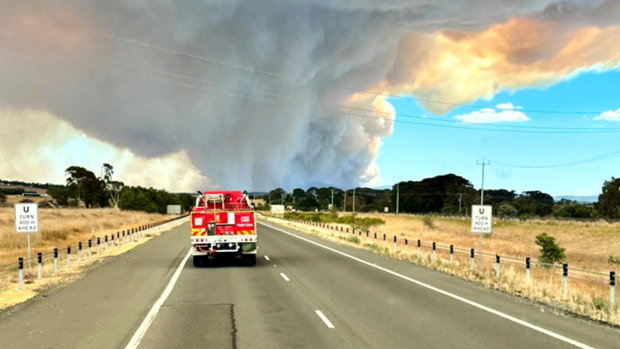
193 256 203 267
244 254 256 266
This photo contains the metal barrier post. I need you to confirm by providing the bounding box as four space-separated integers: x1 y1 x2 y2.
526 257 531 283
449 245 454 263
366 231 369 243
53 248 58 276
374 232 377 244
78 242 82 264
88 239 92 261
470 249 475 271
383 233 386 246
18 257 24 290
563 264 568 298
67 246 71 270
610 271 615 309
97 237 101 256
393 236 397 249
37 252 42 281
496 254 500 278
432 242 436 261
417 240 421 257
104 235 108 251
405 239 408 251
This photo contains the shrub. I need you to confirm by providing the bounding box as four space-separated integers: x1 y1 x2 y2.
423 216 435 230
535 233 565 265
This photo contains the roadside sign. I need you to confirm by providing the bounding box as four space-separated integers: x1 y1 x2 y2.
15 203 39 233
166 204 181 214
471 205 492 233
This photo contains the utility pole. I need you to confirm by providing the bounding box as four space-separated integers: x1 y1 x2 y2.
352 188 356 213
477 159 490 205
331 189 334 207
396 182 400 215
476 159 490 263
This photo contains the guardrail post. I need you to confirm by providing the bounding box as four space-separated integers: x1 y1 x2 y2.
104 235 108 251
18 257 24 290
383 233 386 246
611 271 616 309
495 254 500 278
563 263 568 298
78 242 82 264
432 242 437 261
88 239 92 261
470 249 475 271
366 231 369 243
526 257 531 283
97 237 101 256
449 245 454 263
53 248 58 275
122 231 125 245
37 252 42 281
417 240 421 257
405 239 408 251
374 232 377 244
393 236 397 249
116 232 120 246
67 246 71 270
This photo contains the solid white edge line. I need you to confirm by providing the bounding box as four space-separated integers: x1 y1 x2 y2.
260 222 594 349
265 255 270 261
125 248 192 349
315 310 335 329
280 272 290 281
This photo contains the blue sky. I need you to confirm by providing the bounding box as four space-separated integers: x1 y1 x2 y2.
377 69 620 196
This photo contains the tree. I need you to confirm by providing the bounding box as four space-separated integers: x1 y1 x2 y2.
597 177 620 219
498 203 518 218
535 233 566 265
65 166 107 208
102 163 114 183
107 180 124 208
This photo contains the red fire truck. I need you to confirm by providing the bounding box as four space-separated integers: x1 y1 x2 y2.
190 191 257 266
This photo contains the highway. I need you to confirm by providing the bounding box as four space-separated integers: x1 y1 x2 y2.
1 220 619 348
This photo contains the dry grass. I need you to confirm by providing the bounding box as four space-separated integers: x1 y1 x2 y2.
0 207 170 266
0 214 187 309
263 214 620 326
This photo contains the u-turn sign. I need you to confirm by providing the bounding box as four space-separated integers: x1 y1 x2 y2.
15 203 39 233
471 205 492 233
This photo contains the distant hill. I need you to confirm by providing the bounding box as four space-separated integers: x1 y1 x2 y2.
554 195 598 203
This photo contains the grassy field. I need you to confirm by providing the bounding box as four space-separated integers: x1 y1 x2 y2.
265 213 620 325
0 207 170 266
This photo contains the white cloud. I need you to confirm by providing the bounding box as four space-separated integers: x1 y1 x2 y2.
455 104 529 124
0 109 211 192
594 108 620 121
495 103 522 110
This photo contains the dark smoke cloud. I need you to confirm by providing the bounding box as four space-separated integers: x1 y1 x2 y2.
0 0 617 190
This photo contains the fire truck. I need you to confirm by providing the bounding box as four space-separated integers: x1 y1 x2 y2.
190 190 257 266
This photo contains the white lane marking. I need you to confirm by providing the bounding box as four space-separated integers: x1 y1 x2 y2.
315 310 335 329
264 255 270 261
125 248 192 349
280 272 290 281
259 222 594 349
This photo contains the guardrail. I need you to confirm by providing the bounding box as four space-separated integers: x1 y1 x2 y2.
280 218 618 312
0 214 189 293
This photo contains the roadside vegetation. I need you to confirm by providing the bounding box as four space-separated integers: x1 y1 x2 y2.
262 213 620 326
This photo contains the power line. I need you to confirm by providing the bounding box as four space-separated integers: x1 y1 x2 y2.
491 149 620 168
21 11 618 118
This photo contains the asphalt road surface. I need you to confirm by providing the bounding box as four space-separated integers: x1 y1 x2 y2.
1 219 619 348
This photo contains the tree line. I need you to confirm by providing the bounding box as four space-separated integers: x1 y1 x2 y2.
42 164 194 213
255 174 620 220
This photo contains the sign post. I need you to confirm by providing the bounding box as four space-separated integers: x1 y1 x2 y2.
471 205 492 264
15 203 39 268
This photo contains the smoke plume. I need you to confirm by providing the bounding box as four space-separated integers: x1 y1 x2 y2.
1 1 619 190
